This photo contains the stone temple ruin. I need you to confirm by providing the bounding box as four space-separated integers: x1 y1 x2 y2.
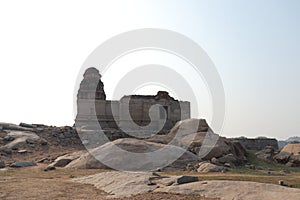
75 67 191 134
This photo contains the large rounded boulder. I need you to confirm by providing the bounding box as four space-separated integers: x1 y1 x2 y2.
66 138 200 171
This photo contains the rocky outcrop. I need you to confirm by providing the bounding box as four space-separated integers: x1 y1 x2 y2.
48 151 85 167
0 131 41 152
255 146 275 161
146 118 211 144
281 143 300 155
286 137 300 143
232 137 278 151
197 162 227 173
0 123 83 151
147 119 247 165
41 126 82 147
274 152 292 164
287 155 300 167
274 144 300 167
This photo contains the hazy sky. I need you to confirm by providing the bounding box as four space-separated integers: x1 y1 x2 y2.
0 0 299 140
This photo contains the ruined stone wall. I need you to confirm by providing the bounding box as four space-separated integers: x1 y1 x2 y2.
75 67 191 134
232 138 279 151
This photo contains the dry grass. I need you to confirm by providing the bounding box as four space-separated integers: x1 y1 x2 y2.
163 171 300 188
0 165 109 200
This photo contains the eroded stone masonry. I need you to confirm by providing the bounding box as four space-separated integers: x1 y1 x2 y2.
75 67 190 134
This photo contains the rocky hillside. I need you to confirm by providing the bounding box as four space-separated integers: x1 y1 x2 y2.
2 119 298 172
278 136 300 148
47 119 248 172
0 122 84 166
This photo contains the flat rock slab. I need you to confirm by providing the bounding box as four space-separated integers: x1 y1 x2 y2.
72 171 158 198
66 138 200 171
72 171 199 198
73 172 300 199
10 161 36 168
156 180 300 200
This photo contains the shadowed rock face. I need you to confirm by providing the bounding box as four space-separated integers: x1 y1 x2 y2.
274 144 300 166
274 151 292 164
146 118 247 164
255 146 276 161
232 137 279 151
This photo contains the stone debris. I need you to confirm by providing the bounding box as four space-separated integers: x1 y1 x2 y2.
231 137 279 151
255 146 275 161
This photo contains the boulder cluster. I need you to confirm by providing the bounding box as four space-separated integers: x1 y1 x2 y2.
0 122 83 168
273 144 300 167
47 119 248 172
1 119 299 171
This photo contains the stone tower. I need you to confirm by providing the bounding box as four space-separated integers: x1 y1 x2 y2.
77 67 106 100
